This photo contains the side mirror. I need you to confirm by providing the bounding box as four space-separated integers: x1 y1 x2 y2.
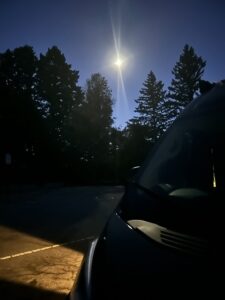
127 166 141 183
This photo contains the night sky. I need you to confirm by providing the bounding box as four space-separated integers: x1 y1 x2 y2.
1 0 225 127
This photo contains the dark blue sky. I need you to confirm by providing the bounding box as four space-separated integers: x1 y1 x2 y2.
1 0 225 127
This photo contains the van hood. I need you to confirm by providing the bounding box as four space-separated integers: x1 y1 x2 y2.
88 212 210 300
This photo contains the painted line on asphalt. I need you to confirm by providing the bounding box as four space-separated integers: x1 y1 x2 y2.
0 236 94 261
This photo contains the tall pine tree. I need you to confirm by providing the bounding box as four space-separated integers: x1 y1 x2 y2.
166 44 206 126
120 71 166 171
131 71 166 143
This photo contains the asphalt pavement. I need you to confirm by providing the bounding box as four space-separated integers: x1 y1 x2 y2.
0 185 124 300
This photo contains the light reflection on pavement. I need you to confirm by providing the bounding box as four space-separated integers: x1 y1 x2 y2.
0 226 92 299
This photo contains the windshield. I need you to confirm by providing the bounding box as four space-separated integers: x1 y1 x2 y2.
138 89 225 197
118 88 225 237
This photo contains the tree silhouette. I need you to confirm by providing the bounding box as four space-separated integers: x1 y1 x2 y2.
132 71 167 142
38 46 82 149
118 71 166 175
166 44 206 127
78 73 113 181
0 46 44 182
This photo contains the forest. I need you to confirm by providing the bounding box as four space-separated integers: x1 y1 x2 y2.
0 44 208 185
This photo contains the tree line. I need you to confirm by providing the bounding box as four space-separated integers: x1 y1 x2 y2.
0 44 206 185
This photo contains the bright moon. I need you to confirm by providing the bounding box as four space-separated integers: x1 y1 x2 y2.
114 57 123 68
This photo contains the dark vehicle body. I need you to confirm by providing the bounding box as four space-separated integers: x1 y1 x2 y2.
70 82 225 300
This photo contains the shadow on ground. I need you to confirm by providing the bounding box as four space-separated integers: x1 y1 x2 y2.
0 278 67 300
0 185 124 247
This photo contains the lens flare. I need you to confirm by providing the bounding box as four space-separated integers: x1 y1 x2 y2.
109 4 130 127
